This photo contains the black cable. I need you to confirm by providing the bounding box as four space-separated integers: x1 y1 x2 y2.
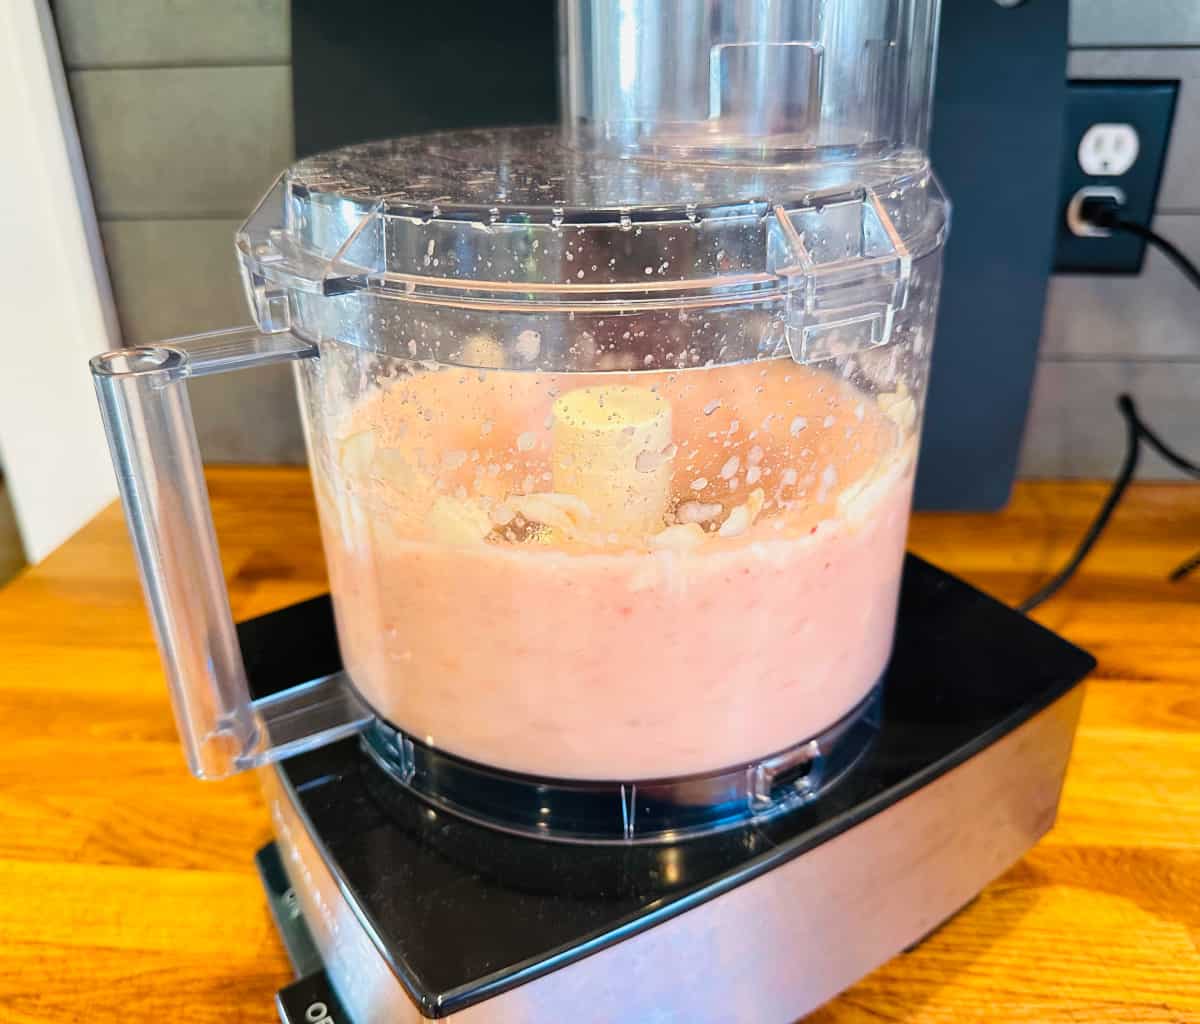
1017 202 1200 610
1122 391 1200 478
1019 393 1200 612
1118 219 1200 290
1017 396 1140 613
1170 551 1200 583
1086 200 1200 293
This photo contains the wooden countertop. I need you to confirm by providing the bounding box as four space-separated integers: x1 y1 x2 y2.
0 470 1197 1023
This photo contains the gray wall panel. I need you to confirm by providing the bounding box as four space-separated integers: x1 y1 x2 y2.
1020 359 1200 479
187 367 306 465
54 0 290 67
70 66 292 219
1070 0 1200 48
101 219 247 341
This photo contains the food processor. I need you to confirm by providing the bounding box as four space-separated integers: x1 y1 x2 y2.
89 1 1093 1020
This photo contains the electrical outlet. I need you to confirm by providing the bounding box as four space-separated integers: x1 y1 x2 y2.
1054 81 1177 274
1077 123 1139 177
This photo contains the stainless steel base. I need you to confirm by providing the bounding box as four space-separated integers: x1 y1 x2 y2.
264 686 1083 1023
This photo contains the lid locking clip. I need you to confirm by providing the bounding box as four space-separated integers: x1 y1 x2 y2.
774 188 912 365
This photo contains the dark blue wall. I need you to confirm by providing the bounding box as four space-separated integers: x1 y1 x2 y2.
918 0 1068 509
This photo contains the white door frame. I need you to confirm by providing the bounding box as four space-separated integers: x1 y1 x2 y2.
0 0 121 562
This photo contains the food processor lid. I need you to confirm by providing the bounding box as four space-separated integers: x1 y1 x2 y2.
238 128 946 362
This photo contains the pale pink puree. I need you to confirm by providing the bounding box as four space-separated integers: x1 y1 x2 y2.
313 360 914 780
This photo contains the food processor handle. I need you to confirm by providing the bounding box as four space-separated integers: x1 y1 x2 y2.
90 327 372 779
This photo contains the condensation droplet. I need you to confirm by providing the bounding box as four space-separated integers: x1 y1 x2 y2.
517 432 536 452
514 329 541 362
790 416 808 437
720 455 740 480
702 399 722 416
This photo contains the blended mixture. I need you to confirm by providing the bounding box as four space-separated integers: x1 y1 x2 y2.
311 356 917 780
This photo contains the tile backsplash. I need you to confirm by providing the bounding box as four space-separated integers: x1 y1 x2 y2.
70 66 292 220
56 0 302 464
54 0 290 67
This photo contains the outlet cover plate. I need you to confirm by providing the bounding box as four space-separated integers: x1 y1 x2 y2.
1054 80 1177 274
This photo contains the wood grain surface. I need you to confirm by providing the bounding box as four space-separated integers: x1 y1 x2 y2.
0 469 1196 1023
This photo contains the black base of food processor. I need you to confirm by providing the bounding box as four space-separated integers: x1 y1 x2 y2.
243 555 1094 1024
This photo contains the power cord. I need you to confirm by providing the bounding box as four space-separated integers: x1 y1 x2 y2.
1082 196 1200 292
1017 197 1200 613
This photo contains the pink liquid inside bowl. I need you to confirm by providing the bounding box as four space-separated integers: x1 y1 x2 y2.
312 359 916 780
